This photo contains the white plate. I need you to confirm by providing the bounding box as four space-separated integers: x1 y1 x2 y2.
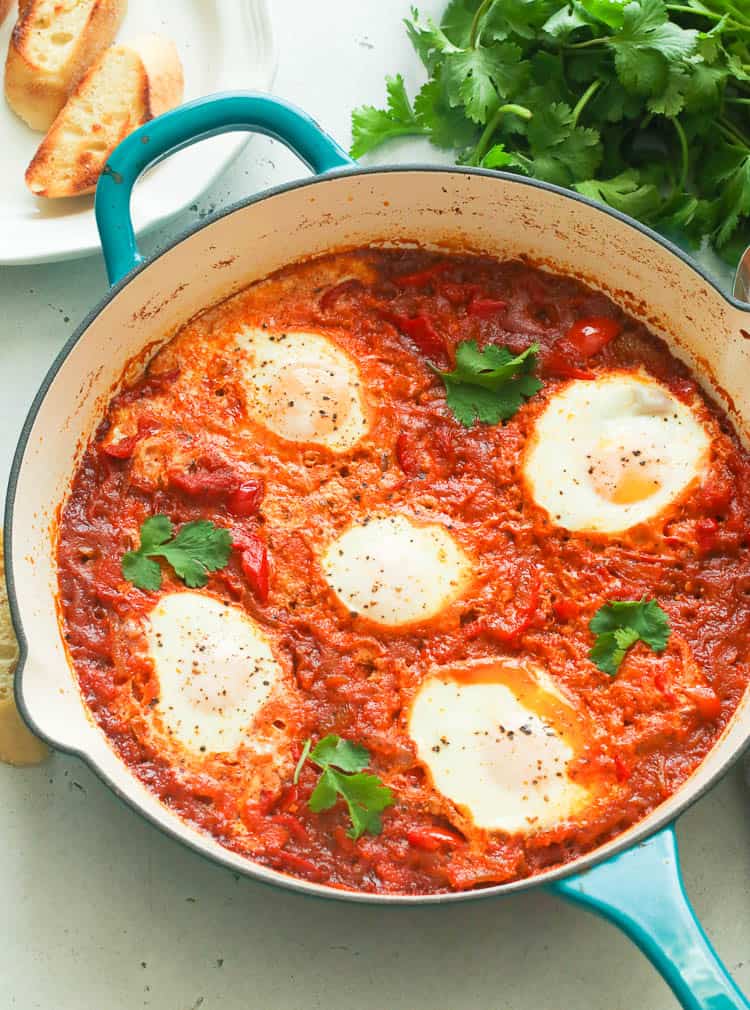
0 0 276 266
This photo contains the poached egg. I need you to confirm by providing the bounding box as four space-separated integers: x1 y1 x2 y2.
524 372 710 533
409 659 591 833
321 514 472 626
145 591 282 754
235 327 369 452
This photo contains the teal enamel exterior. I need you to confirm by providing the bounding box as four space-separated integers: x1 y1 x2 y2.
551 826 750 1009
94 93 354 284
92 91 750 1010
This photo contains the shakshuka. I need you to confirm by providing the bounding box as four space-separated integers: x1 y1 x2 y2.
57 249 750 894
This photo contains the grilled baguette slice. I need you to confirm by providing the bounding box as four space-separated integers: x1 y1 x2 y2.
5 0 126 131
26 34 184 198
0 533 49 767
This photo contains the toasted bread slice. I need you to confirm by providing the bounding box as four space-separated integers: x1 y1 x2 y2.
5 0 127 131
0 533 49 767
26 34 184 198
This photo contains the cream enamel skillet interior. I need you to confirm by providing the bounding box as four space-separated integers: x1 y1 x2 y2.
5 94 750 1009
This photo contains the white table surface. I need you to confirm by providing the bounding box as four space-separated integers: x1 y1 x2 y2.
1 2 749 1008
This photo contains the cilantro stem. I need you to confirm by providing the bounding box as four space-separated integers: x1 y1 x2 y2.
468 103 532 165
670 116 689 192
719 117 750 149
469 0 494 47
666 3 749 29
565 37 610 50
572 80 601 127
726 97 750 105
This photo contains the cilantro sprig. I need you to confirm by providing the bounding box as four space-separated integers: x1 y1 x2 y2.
589 597 671 676
435 339 542 425
352 0 750 256
294 735 394 839
121 515 232 592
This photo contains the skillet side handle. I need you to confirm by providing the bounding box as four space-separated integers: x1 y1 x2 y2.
94 92 354 286
549 825 749 1010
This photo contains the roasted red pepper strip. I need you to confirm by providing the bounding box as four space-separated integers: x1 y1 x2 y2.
614 755 631 782
685 686 722 721
545 316 621 379
467 297 508 318
227 479 265 517
271 812 308 843
407 826 464 851
101 436 137 459
544 353 595 380
385 311 448 362
393 262 451 288
272 851 322 878
395 432 422 476
566 316 621 356
241 536 270 602
552 598 579 621
695 517 720 554
170 463 239 498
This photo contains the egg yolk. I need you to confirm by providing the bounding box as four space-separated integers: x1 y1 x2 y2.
589 440 663 505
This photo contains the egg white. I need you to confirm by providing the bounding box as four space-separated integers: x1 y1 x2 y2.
524 371 710 533
235 327 369 451
145 591 282 755
409 661 590 833
321 514 472 626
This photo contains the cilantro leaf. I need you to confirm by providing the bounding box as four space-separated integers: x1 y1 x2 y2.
414 74 480 150
443 43 528 123
440 0 478 46
121 552 162 593
158 521 233 588
482 142 528 170
484 0 560 41
308 768 340 811
337 771 394 838
435 340 542 426
575 168 662 219
525 102 602 184
406 7 458 72
298 734 394 839
310 734 370 772
609 0 698 96
351 75 428 159
121 515 232 591
589 598 671 675
713 150 750 247
579 0 629 29
138 514 174 552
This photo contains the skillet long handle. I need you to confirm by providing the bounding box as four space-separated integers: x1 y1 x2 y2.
94 92 354 286
549 825 749 1009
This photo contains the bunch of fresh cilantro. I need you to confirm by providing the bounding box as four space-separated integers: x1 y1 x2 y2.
352 0 750 258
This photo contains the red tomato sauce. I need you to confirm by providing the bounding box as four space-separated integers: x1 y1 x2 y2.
57 249 750 894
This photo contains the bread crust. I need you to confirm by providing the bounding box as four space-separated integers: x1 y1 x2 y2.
0 533 49 767
4 0 127 131
25 34 184 198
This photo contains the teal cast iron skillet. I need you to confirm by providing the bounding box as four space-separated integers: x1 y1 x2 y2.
6 92 750 1010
